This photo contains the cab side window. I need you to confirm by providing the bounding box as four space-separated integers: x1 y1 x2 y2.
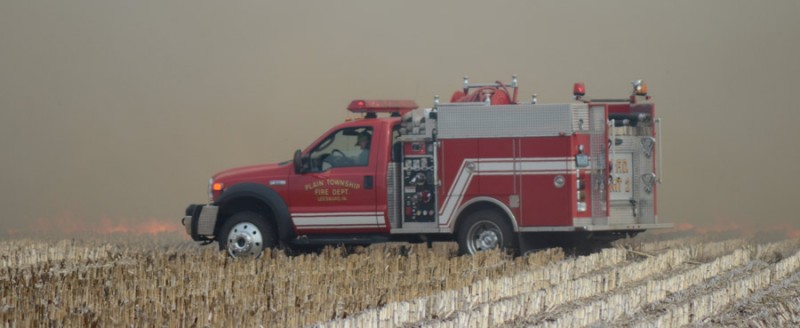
308 127 373 172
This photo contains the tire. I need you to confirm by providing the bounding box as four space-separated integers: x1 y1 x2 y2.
457 209 518 255
218 211 277 259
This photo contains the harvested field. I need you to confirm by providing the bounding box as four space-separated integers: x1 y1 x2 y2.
1 232 798 327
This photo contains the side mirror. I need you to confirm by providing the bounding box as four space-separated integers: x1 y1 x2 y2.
293 149 306 174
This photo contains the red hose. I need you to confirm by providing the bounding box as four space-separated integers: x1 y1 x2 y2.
451 81 515 105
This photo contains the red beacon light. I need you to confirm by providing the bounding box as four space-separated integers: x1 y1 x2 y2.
347 99 418 118
573 82 586 100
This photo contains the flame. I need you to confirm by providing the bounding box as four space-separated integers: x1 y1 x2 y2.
97 217 182 235
672 222 695 232
664 219 800 239
10 211 184 237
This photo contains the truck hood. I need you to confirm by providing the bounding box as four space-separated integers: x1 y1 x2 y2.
212 161 292 182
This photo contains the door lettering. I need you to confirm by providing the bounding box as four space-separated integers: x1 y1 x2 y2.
303 179 362 202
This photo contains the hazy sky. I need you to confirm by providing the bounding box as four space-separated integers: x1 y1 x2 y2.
1 1 799 235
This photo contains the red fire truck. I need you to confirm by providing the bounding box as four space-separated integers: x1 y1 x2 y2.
182 76 670 258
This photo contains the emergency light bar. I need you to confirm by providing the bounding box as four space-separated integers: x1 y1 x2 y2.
347 99 418 117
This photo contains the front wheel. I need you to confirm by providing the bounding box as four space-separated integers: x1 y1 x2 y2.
457 209 517 255
219 211 277 259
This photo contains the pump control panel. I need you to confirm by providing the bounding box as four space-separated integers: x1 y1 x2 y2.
401 143 436 223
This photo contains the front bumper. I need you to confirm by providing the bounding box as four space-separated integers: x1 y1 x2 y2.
182 204 219 241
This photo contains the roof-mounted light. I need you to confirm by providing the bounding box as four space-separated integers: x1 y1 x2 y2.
573 82 586 99
633 80 648 96
347 99 418 118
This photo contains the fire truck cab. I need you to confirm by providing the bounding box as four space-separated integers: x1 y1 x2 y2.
182 76 670 258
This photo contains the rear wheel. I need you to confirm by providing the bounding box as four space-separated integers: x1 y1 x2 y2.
219 211 276 259
457 209 517 255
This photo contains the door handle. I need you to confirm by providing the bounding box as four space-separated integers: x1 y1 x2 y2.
364 176 373 189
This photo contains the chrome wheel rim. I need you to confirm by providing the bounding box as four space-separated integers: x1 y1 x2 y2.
466 220 502 254
226 222 264 259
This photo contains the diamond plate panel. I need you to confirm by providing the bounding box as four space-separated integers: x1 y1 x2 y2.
607 136 657 225
609 201 636 225
637 137 656 224
589 105 608 222
437 103 588 139
572 106 590 132
609 137 638 225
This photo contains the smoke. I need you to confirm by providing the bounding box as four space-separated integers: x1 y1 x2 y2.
1 1 799 236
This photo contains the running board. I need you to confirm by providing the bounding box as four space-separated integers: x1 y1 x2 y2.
290 234 390 246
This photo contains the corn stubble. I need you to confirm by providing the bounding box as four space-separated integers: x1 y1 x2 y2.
0 237 561 327
1 233 798 327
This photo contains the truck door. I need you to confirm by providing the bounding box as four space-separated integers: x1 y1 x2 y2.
288 126 382 233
